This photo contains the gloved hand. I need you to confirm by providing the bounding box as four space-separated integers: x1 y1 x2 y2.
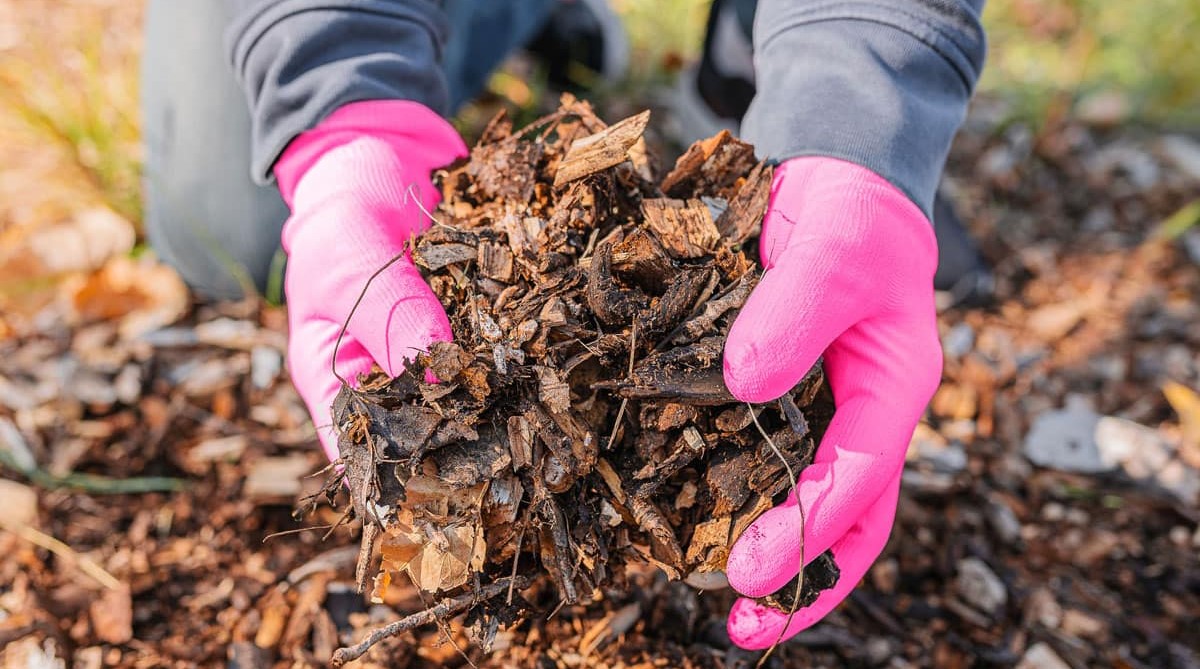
721 157 943 648
275 101 469 461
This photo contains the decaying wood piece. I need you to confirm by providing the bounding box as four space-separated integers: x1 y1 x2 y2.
324 97 840 653
553 110 651 187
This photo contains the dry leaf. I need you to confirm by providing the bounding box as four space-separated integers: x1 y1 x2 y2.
62 255 188 339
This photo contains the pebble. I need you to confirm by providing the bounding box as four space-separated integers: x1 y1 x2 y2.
942 323 975 360
1016 642 1071 669
1023 397 1106 473
986 497 1022 543
956 557 1007 617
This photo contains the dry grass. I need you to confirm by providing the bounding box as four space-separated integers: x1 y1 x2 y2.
0 0 143 234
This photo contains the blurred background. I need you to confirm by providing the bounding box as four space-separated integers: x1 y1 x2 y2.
1 1 1198 667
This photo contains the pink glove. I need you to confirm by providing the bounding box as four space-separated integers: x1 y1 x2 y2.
275 101 468 462
721 157 943 648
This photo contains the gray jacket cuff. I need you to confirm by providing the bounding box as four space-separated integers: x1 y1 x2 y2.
226 0 451 184
741 0 987 218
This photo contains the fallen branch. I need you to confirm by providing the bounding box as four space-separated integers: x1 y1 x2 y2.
331 575 530 667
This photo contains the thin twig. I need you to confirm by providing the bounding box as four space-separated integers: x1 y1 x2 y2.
331 183 443 388
605 322 637 451
330 250 408 387
748 403 805 668
331 576 529 667
508 521 526 605
0 518 122 590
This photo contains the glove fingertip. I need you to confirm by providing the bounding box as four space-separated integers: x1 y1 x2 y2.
726 504 804 598
727 598 786 649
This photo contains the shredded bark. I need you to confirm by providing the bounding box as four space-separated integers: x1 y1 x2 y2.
324 95 838 651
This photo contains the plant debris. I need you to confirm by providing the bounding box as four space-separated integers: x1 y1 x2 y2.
323 96 840 651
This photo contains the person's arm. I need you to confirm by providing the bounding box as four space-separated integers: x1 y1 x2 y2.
226 0 454 184
722 0 986 648
224 1 468 460
742 0 986 217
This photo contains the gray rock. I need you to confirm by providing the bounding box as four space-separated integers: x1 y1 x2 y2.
1016 643 1071 669
956 557 1007 617
1024 397 1106 472
986 496 1022 543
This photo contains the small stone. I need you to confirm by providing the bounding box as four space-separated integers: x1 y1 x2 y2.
986 496 1022 543
1016 642 1071 669
956 557 1007 617
1024 398 1106 472
942 323 975 360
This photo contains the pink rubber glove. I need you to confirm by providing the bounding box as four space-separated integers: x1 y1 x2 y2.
275 101 468 462
722 157 943 648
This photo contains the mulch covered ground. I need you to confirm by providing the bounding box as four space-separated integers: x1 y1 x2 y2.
2 98 1198 668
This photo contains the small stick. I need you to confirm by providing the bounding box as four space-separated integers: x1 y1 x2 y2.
747 403 805 668
331 576 529 667
331 183 443 388
605 322 637 451
1 519 122 590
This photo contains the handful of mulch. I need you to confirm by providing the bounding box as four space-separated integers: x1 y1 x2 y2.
320 96 839 662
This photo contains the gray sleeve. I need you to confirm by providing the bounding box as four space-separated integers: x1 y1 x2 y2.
225 0 451 184
741 0 987 218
